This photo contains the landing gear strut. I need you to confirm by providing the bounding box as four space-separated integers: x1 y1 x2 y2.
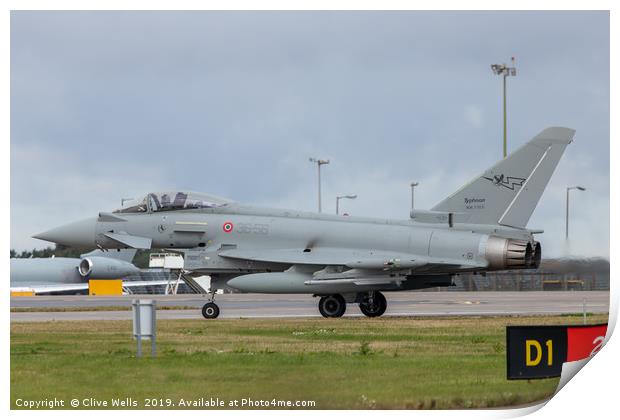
201 291 220 319
359 291 387 317
318 294 347 318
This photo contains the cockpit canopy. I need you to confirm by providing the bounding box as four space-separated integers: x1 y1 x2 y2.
113 192 233 214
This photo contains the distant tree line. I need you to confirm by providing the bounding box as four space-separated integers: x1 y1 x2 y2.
10 246 90 259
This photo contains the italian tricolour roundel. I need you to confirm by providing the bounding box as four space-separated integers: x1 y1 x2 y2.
222 221 234 233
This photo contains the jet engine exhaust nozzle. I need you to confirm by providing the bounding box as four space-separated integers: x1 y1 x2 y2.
531 241 542 269
485 236 539 270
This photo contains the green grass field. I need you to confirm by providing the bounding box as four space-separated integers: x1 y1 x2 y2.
10 314 608 409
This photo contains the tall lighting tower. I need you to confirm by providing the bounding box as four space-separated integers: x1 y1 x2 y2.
410 182 419 211
309 157 330 213
566 186 586 240
336 194 357 215
491 57 517 158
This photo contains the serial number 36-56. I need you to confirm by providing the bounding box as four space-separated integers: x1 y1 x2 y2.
236 223 269 235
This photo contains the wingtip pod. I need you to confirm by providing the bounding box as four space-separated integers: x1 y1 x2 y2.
533 127 576 146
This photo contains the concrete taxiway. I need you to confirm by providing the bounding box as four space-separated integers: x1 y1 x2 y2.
10 291 609 322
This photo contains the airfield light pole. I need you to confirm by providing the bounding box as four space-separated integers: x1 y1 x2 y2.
566 186 586 240
336 194 357 215
309 158 330 212
410 182 419 211
491 57 517 158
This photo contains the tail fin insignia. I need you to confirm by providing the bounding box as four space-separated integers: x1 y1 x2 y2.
482 175 526 190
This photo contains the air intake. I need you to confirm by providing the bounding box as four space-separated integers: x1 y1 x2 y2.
78 258 93 277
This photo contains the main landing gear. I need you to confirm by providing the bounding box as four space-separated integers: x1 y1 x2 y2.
359 291 387 318
201 291 220 319
318 294 347 318
317 291 388 318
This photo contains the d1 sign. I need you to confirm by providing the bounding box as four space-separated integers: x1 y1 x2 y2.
506 324 607 380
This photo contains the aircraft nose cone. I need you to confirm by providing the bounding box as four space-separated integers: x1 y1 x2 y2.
33 217 97 247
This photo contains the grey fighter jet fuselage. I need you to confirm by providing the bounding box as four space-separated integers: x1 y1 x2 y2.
34 127 575 317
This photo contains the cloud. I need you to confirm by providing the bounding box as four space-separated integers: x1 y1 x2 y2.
464 105 484 128
10 11 609 258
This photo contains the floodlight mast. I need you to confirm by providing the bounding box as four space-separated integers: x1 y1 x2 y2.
566 186 586 240
336 194 357 215
309 158 330 212
410 182 419 211
491 57 517 158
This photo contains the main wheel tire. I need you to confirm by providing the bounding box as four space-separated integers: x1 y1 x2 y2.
359 291 387 317
318 294 347 318
201 302 220 319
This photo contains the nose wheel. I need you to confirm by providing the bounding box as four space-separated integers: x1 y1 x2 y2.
318 294 347 318
201 290 221 319
359 291 387 317
201 302 220 319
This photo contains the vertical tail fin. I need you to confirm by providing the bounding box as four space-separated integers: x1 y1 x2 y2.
431 127 575 228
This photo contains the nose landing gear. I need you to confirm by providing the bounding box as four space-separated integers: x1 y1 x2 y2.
201 291 220 319
201 302 220 319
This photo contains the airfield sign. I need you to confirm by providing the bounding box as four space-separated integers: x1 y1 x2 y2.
506 324 607 379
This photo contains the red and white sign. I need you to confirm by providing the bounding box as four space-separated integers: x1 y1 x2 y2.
222 221 234 233
567 325 607 361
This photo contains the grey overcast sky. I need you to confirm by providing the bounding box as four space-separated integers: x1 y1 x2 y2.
10 11 609 257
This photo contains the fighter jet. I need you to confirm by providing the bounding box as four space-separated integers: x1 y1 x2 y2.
34 127 574 317
10 249 141 294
